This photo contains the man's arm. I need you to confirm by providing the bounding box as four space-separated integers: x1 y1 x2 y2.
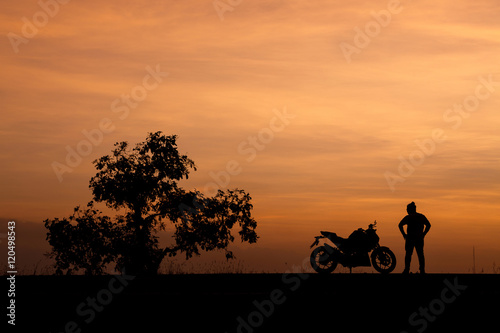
398 218 407 239
423 216 431 237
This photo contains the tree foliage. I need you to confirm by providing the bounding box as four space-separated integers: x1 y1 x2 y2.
44 202 125 275
171 189 258 260
44 132 258 275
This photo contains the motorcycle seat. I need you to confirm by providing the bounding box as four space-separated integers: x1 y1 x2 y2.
320 231 336 237
321 231 347 244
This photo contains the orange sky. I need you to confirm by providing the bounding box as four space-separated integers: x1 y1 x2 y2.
1 0 499 273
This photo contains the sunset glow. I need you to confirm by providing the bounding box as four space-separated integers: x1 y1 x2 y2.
1 0 499 273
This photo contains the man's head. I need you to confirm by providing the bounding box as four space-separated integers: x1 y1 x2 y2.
407 201 417 214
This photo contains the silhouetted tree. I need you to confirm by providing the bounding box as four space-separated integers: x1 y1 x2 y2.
44 202 125 275
44 132 258 275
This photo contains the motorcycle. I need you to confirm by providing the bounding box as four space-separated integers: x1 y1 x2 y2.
309 221 396 274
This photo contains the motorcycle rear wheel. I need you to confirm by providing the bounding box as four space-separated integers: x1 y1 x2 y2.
310 246 337 274
371 246 396 274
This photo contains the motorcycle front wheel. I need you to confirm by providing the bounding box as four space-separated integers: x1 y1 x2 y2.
310 246 337 274
371 246 397 274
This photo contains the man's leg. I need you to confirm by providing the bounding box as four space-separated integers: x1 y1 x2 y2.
415 238 425 273
403 239 414 273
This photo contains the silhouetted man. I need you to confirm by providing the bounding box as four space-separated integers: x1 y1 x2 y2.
398 202 431 274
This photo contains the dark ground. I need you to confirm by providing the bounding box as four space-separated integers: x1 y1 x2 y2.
5 273 499 332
